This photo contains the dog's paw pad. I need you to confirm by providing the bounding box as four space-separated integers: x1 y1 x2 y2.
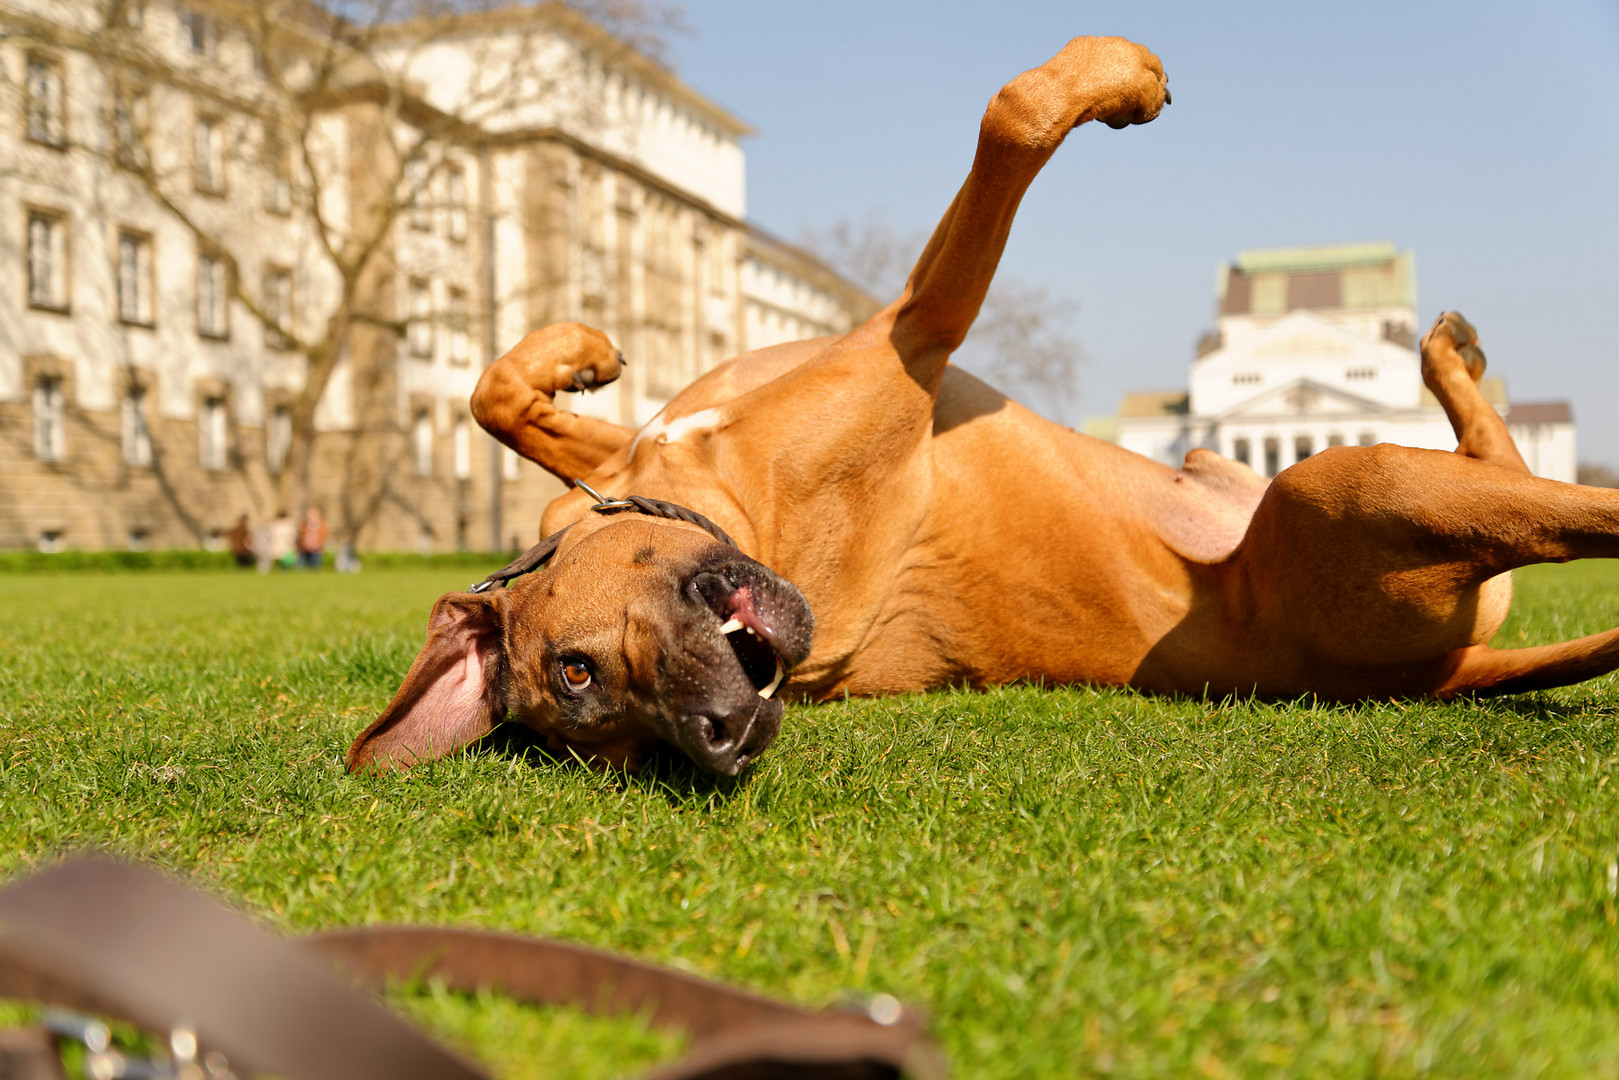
1421 311 1487 384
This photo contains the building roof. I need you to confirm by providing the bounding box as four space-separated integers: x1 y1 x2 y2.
1218 241 1416 317
1505 401 1573 424
374 4 754 139
1118 391 1189 418
744 224 881 317
1417 377 1509 409
1234 242 1401 275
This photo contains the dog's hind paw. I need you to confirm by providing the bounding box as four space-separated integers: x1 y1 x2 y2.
1421 310 1487 388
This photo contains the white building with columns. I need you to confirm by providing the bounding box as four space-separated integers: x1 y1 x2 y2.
1106 243 1575 482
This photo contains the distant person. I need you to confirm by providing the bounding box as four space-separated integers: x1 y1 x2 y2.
264 510 297 572
226 514 255 569
297 506 329 570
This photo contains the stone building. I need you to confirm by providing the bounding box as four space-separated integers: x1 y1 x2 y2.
0 0 875 554
1101 242 1575 482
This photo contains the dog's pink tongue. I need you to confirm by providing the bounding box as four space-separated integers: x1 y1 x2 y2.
724 585 777 644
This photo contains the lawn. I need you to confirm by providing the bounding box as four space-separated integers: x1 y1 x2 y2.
3 561 1619 1078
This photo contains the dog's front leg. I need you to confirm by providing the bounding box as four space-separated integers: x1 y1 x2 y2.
891 37 1168 392
471 322 633 482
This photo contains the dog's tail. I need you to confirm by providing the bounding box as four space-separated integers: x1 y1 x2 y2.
1434 628 1619 698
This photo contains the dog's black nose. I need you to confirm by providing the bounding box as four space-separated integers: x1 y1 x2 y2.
674 703 780 777
687 569 737 618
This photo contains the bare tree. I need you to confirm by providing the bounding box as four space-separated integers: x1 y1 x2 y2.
76 0 679 530
800 211 1085 416
561 0 688 63
797 212 924 301
1578 463 1619 488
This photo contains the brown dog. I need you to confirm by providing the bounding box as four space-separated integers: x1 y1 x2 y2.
348 36 1619 777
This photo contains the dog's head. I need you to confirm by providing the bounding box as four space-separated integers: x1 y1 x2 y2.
346 514 814 777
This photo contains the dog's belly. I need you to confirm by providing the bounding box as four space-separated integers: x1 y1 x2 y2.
819 369 1232 695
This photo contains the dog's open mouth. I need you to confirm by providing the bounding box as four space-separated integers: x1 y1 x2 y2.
687 557 813 710
716 584 788 698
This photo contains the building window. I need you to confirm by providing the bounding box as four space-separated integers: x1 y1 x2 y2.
1346 366 1376 381
1327 433 1345 448
25 53 66 147
1231 372 1260 387
413 411 433 476
27 209 70 311
1294 435 1314 463
447 286 469 365
264 133 292 214
127 528 149 552
197 251 229 339
199 396 227 470
1231 437 1251 466
405 158 431 230
1263 437 1280 478
38 531 65 555
34 377 66 462
1358 432 1377 447
181 8 216 54
263 265 292 349
111 85 149 167
408 278 433 357
453 416 470 479
267 405 292 473
117 230 154 326
122 389 152 466
194 113 226 194
110 0 145 30
446 164 468 241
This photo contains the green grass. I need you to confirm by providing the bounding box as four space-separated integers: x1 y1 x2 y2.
0 549 513 573
4 563 1619 1077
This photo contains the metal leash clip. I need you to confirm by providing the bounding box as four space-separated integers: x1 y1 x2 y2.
40 1012 236 1080
575 479 636 512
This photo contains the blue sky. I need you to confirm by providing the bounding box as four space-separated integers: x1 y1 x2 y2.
668 1 1619 466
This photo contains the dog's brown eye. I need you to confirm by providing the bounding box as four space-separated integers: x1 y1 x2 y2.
561 661 592 691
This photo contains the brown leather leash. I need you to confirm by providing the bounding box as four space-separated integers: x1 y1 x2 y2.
0 858 945 1080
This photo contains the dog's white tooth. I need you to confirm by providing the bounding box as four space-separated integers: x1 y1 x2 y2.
719 618 744 635
746 627 758 637
758 658 786 699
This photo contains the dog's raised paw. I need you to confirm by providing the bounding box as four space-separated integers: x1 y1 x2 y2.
1421 311 1487 385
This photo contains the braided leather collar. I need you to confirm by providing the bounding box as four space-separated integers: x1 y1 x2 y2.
468 481 738 593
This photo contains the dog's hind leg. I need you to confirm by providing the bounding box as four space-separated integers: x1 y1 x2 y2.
1416 316 1619 693
1221 444 1619 697
1420 311 1530 473
471 322 633 482
887 37 1169 393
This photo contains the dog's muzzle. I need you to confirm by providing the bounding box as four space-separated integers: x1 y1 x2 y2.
671 699 783 777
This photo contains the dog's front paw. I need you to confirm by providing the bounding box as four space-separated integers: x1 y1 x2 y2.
492 322 623 397
558 340 624 394
1066 36 1170 130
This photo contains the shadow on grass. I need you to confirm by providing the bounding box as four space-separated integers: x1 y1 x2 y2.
475 722 751 804
1460 693 1619 748
1156 681 1619 725
464 683 1619 799
1208 686 1619 763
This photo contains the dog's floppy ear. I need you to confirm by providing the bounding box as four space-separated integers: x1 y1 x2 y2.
346 590 508 773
